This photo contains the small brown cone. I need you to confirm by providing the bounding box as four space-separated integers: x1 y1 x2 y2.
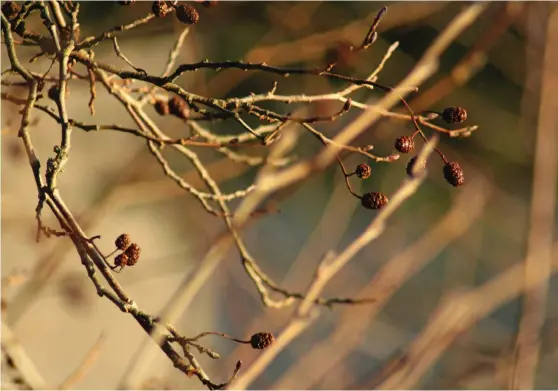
152 0 171 17
250 333 274 349
124 243 141 265
115 253 129 268
168 96 189 119
355 163 371 179
154 99 170 116
443 161 464 187
115 234 131 251
176 4 199 25
441 107 467 124
361 192 388 210
394 136 414 153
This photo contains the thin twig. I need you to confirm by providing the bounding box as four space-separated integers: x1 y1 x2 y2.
111 36 146 73
76 13 157 50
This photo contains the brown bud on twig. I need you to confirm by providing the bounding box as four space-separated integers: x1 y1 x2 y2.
394 136 414 153
362 6 387 48
250 333 274 350
152 0 172 17
355 163 371 179
115 233 131 251
361 192 388 210
443 161 464 187
441 106 467 124
175 4 199 25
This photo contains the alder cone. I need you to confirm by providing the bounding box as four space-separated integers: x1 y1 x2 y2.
176 4 199 25
441 106 467 124
394 136 414 153
355 163 371 179
443 161 465 187
168 96 189 119
250 333 274 349
361 192 388 210
48 86 59 101
152 0 171 17
115 253 129 268
115 233 131 251
124 243 141 265
154 99 170 116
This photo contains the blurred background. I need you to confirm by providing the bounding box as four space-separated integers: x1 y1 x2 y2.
2 1 557 389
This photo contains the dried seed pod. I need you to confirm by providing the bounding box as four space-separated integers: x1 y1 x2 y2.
168 96 189 119
114 253 129 268
441 106 467 124
361 192 388 210
443 161 465 187
406 156 426 178
47 85 59 101
394 136 414 153
2 1 21 21
124 243 141 265
115 233 131 251
152 0 171 17
175 4 199 25
154 99 170 116
250 332 275 350
355 163 371 179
